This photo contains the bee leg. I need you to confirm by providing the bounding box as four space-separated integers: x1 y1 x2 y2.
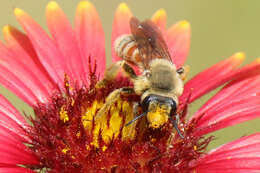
124 102 140 138
167 114 184 150
89 60 125 93
95 87 135 121
169 115 184 139
133 102 140 117
175 114 180 124
177 65 190 81
122 63 137 80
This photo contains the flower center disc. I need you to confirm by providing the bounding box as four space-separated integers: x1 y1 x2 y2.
26 76 210 172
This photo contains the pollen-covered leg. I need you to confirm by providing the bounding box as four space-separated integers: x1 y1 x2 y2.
123 102 140 138
93 60 125 90
177 65 190 81
95 87 135 121
125 102 143 126
91 60 137 92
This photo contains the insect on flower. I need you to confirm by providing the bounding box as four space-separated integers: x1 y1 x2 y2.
3 1 260 172
95 17 188 138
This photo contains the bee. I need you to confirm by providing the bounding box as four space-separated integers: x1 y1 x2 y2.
94 17 188 138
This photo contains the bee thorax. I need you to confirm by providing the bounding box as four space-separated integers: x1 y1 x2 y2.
148 59 183 96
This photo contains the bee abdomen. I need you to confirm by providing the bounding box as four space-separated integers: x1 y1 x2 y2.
114 35 142 65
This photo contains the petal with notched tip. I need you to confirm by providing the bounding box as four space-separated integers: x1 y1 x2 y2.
151 9 167 31
166 20 191 68
192 59 260 136
14 7 68 90
180 52 245 105
75 1 106 79
46 1 86 86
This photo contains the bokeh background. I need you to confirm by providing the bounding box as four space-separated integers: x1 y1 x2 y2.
0 0 259 150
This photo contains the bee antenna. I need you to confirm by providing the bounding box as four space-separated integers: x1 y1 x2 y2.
168 115 184 139
125 112 147 126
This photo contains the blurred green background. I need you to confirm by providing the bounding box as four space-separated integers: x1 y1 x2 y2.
0 0 260 150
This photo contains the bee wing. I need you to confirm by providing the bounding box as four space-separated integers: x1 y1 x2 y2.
130 17 172 69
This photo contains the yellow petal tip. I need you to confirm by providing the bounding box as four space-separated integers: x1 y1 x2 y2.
78 1 93 10
233 52 245 61
14 8 25 16
47 1 59 10
153 8 166 19
255 57 260 63
2 25 11 34
118 3 130 13
177 20 190 29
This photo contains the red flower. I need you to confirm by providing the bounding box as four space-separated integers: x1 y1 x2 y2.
0 1 260 172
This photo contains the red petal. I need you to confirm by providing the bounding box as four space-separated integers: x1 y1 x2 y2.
0 42 52 104
192 59 260 136
0 126 26 146
194 133 260 172
111 3 132 62
75 1 106 79
0 167 36 173
151 9 167 31
3 25 58 95
0 139 38 165
46 2 87 87
166 20 191 68
0 96 38 166
180 52 245 105
0 95 27 130
0 61 37 105
14 8 68 90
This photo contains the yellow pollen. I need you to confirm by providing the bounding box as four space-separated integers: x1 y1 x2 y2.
86 144 91 151
82 100 102 131
86 98 137 148
71 99 75 106
62 147 70 154
122 101 136 140
76 132 81 138
59 105 69 123
193 145 197 151
64 74 74 91
151 138 156 142
92 99 124 147
102 146 108 152
101 99 123 143
147 105 169 129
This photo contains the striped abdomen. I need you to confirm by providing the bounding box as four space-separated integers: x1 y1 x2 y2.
114 35 142 67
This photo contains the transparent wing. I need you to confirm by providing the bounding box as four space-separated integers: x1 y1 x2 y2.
130 17 172 69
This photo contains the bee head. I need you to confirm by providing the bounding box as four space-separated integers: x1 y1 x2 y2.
125 94 184 138
141 94 184 138
141 94 176 128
